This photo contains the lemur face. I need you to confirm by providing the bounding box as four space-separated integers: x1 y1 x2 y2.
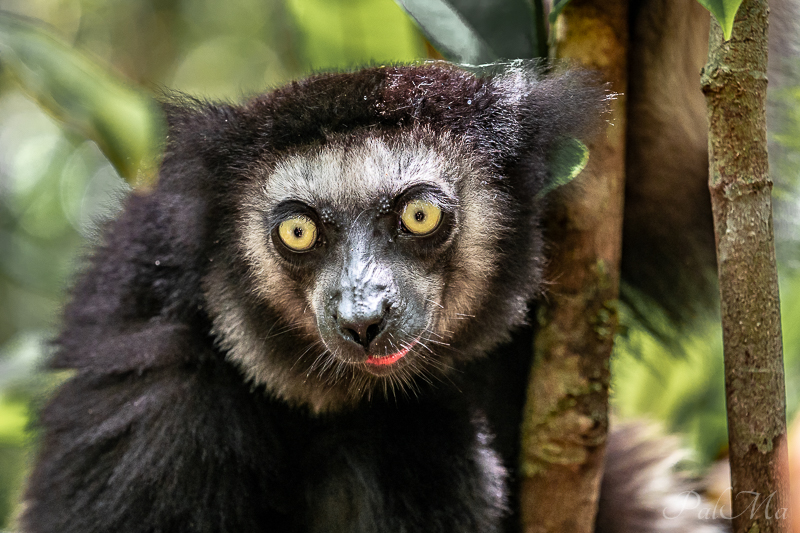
195 64 602 412
205 129 512 410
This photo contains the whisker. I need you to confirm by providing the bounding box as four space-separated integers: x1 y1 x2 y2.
264 323 306 340
292 340 323 372
424 298 444 309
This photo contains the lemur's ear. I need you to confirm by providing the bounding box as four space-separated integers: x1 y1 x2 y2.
160 96 253 179
473 64 608 199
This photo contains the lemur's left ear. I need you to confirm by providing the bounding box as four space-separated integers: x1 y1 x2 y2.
480 64 609 198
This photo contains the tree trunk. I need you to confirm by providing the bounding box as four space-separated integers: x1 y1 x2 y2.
701 1 791 531
518 2 628 532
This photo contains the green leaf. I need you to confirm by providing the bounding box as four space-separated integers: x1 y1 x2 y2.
0 399 28 445
538 137 590 198
395 0 546 62
395 0 496 63
549 0 574 24
446 0 542 59
0 13 164 185
695 0 744 40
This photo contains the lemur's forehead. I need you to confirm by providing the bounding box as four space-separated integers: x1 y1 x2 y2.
260 135 459 210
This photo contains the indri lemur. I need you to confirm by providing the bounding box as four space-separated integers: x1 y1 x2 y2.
18 62 720 533
22 0 796 530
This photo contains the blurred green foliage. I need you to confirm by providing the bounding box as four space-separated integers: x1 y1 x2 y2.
0 0 799 530
0 14 164 185
611 266 800 467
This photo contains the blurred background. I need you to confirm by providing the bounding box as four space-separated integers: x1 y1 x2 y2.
0 0 799 529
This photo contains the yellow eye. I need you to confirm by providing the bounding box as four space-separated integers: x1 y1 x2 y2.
401 199 442 236
278 216 318 251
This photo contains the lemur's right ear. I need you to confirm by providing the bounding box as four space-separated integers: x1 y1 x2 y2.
162 97 250 167
157 95 266 196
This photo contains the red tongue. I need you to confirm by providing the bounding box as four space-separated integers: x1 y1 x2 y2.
366 346 411 366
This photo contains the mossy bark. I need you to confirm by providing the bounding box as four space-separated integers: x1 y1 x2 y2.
518 2 628 532
701 1 791 532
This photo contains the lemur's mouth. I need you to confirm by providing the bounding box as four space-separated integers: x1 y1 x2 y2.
365 342 416 367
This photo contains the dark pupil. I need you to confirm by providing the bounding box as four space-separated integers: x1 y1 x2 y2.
293 226 303 239
414 210 425 222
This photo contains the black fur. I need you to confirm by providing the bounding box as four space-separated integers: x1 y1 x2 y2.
21 63 607 533
20 60 724 533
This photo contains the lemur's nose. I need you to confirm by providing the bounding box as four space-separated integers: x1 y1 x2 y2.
334 300 389 350
337 315 384 350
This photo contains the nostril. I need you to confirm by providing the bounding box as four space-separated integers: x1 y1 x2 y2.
365 322 382 346
337 317 385 350
344 327 361 346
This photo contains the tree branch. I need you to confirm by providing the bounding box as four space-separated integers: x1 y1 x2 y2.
519 2 628 532
702 1 791 531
